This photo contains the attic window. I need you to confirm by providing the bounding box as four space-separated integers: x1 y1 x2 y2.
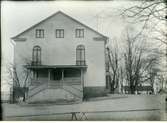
36 29 44 38
75 29 84 38
56 29 64 38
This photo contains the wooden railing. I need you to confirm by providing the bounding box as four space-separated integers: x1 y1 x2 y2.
30 77 81 86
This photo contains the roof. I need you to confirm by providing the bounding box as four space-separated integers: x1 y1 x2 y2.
25 65 88 69
12 11 108 40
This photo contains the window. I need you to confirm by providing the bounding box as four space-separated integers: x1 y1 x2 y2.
36 29 44 38
75 29 84 38
56 29 64 38
32 46 41 65
76 45 86 65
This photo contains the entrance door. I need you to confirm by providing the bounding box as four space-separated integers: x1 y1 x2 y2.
53 69 62 80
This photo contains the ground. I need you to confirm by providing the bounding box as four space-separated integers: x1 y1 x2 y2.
2 94 167 121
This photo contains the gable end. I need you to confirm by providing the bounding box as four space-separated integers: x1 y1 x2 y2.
11 11 108 42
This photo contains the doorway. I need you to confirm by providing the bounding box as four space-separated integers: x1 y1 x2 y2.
50 69 62 80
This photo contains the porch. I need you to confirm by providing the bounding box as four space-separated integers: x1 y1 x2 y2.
28 65 87 85
25 65 87 103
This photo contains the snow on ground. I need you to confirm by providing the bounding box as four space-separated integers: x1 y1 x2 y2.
2 94 167 120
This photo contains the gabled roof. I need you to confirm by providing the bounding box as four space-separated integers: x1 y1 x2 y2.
12 11 108 40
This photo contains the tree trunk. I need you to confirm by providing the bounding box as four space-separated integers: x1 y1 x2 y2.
130 85 135 94
110 81 115 94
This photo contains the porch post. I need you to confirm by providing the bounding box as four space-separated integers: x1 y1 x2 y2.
81 69 84 88
81 68 84 100
62 69 64 81
48 69 51 87
62 69 64 86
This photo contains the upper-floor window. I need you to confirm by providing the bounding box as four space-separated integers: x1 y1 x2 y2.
36 29 44 38
76 45 86 65
75 29 84 38
56 29 64 38
32 45 41 65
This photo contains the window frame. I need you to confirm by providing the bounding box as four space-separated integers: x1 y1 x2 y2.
75 29 84 38
76 45 86 65
32 45 41 65
36 29 44 38
56 29 64 38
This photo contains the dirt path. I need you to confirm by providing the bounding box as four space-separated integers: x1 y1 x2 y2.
2 94 166 120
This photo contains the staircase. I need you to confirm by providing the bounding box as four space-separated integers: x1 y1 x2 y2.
63 84 83 99
26 81 83 103
28 83 47 98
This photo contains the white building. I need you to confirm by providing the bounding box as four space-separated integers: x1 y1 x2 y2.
12 11 109 103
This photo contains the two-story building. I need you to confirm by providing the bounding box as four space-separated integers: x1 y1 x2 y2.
12 11 108 103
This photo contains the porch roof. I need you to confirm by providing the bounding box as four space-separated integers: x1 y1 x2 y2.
24 65 88 69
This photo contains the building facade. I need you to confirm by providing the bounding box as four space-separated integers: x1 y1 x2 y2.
12 11 108 103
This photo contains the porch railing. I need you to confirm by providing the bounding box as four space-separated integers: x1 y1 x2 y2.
30 77 81 86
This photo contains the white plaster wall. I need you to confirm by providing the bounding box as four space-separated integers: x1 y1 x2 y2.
14 12 106 87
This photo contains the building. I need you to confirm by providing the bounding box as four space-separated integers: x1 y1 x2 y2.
12 11 108 103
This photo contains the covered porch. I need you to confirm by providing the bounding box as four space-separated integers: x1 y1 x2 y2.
25 65 87 87
25 65 87 103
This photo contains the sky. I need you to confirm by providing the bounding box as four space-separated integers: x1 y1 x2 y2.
1 0 140 63
1 1 166 93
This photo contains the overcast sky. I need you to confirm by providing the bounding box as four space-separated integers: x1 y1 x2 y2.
1 1 165 92
1 1 140 62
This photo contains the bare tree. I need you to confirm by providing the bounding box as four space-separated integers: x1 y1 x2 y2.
122 0 166 26
124 33 141 94
6 57 32 102
123 31 160 94
6 63 21 87
122 0 166 58
106 40 124 93
121 0 167 92
6 57 32 88
122 0 166 47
